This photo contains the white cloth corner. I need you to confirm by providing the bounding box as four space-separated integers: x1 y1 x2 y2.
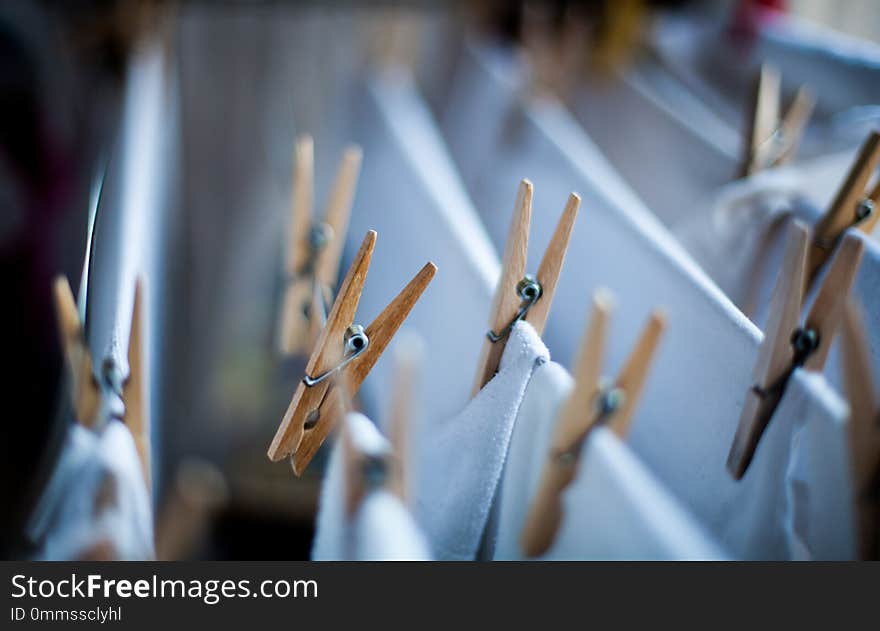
490 358 727 560
27 421 154 560
312 412 430 561
413 320 549 560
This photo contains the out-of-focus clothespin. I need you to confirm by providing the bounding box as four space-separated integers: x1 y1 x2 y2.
472 179 580 394
520 289 666 557
278 135 362 356
268 230 436 475
728 220 865 479
741 64 815 177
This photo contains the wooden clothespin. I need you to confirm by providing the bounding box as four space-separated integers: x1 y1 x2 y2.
267 230 436 475
52 275 152 489
520 289 666 557
840 299 880 559
727 221 865 479
278 134 363 356
808 130 880 281
155 458 228 561
741 64 815 177
472 179 580 394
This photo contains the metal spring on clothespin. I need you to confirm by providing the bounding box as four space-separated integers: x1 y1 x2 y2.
486 275 543 342
302 325 370 388
555 382 626 466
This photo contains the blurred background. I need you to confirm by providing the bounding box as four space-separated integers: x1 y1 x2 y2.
3 0 879 560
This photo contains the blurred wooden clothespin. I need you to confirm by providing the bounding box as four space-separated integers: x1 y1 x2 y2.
278 134 362 356
53 276 152 490
472 179 580 394
741 64 815 177
342 334 421 516
809 130 880 282
268 230 436 475
520 289 666 557
839 299 880 559
727 220 865 479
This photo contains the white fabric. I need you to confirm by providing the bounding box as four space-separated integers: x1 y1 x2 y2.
414 321 549 560
27 422 154 560
345 67 498 426
312 412 430 561
784 372 858 560
675 165 880 395
490 360 726 560
440 41 852 558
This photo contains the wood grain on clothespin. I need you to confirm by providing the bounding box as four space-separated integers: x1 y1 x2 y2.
840 300 880 559
809 131 880 280
278 136 363 355
268 230 436 476
520 291 665 557
728 223 865 479
123 277 151 491
472 180 579 394
53 275 100 427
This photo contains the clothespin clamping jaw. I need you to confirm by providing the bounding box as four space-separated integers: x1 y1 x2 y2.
472 179 580 394
809 130 880 281
267 230 436 476
741 64 815 177
727 220 865 480
520 289 666 557
52 275 152 489
840 300 880 559
278 135 363 356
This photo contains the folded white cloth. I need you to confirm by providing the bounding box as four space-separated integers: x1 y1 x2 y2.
413 321 549 560
27 421 154 560
312 412 430 561
489 359 727 560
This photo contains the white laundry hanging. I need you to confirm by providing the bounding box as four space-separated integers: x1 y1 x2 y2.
674 165 880 394
439 41 854 558
343 66 499 425
312 412 430 561
413 321 548 560
26 421 154 561
488 358 727 560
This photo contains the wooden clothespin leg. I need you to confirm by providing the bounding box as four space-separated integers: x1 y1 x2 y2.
741 64 814 177
809 130 880 282
123 276 151 491
472 179 580 394
52 276 100 427
277 135 363 356
728 222 865 479
840 299 880 559
267 230 436 476
520 290 666 557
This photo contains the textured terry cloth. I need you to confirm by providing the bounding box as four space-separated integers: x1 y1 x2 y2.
439 42 849 559
26 422 154 560
344 67 499 425
312 412 430 561
489 360 727 560
413 321 549 560
675 165 880 395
